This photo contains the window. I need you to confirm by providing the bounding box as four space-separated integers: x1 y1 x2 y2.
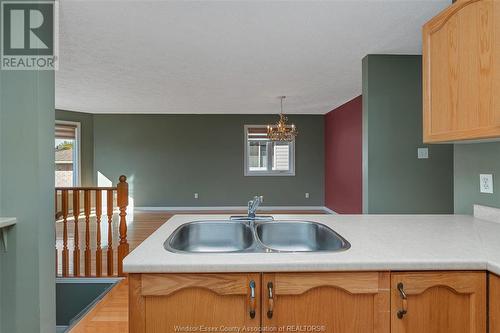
55 121 81 187
244 125 295 176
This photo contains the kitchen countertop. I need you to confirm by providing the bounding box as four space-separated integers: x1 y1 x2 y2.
123 214 500 275
0 217 16 228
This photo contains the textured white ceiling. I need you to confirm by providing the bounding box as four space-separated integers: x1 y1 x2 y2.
56 0 450 114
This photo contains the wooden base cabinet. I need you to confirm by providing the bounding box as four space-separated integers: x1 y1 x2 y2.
129 273 261 333
129 271 488 333
391 272 486 333
261 272 390 333
489 273 500 333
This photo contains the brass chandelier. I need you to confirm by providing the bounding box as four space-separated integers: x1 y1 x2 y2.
267 96 298 141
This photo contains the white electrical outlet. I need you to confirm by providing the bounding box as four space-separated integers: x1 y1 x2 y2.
480 174 494 194
194 193 199 199
305 192 310 199
417 147 429 159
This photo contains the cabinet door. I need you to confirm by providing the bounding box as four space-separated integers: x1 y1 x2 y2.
261 272 390 333
129 273 261 333
423 0 500 142
489 273 500 333
391 271 486 333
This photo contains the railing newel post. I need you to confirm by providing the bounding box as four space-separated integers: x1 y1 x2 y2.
117 175 129 277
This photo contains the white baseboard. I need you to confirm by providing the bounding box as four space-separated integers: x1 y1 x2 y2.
135 206 336 214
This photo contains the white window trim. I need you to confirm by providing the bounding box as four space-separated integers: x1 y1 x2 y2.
55 120 81 186
244 124 295 177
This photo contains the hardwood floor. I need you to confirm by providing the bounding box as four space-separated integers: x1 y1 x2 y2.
64 209 326 333
69 279 129 333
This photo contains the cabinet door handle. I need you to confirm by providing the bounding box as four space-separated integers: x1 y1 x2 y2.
397 282 408 319
249 280 256 319
267 282 274 319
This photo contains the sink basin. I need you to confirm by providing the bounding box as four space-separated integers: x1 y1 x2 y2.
165 221 254 253
164 220 350 253
256 221 350 252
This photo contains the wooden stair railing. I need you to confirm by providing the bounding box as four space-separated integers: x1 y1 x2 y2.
55 175 129 277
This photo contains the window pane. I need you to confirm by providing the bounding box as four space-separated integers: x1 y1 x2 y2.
245 126 294 176
248 140 268 171
272 142 290 171
55 138 75 187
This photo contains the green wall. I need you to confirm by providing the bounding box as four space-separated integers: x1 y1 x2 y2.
362 55 454 214
0 47 55 333
55 110 94 186
454 142 500 214
93 114 325 207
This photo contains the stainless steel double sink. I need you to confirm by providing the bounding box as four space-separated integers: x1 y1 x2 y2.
164 219 350 253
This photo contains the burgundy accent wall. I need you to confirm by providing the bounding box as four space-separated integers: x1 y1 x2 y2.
324 95 362 213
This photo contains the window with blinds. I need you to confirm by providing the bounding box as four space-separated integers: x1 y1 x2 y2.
244 125 295 176
55 121 80 187
55 123 77 139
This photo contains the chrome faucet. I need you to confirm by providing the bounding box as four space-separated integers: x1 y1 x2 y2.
247 196 262 219
230 196 271 222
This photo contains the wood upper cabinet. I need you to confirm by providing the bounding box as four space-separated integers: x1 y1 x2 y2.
129 273 261 333
423 0 500 142
391 272 486 333
261 272 390 333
